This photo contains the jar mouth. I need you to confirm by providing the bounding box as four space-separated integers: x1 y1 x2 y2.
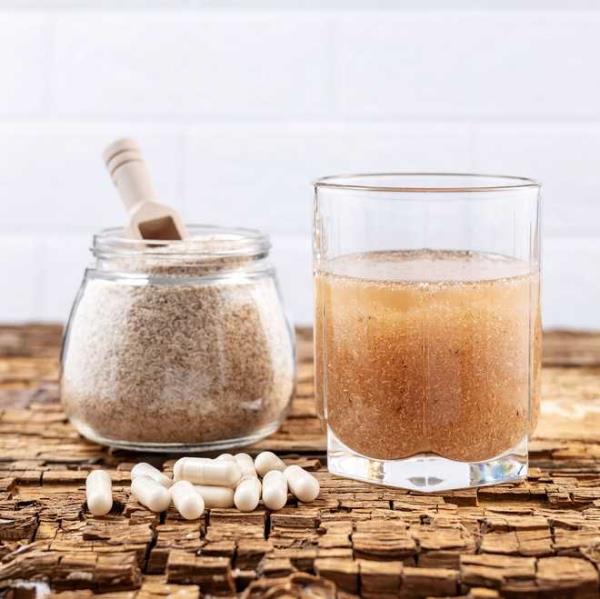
92 225 271 260
314 172 540 193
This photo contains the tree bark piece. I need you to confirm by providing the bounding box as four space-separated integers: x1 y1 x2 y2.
166 550 234 594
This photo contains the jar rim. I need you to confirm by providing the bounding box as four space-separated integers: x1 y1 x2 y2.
92 225 270 259
314 172 541 193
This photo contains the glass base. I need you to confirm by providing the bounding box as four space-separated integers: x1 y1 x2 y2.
327 427 527 492
71 418 283 454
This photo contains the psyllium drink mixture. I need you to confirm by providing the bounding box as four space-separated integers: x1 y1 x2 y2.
315 249 541 463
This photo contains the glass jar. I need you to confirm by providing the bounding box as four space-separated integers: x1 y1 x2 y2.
314 173 541 492
61 225 295 452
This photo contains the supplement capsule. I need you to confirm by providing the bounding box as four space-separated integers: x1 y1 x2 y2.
284 465 320 503
173 457 209 480
255 451 286 477
193 485 235 508
171 480 205 520
131 475 171 512
86 470 113 516
180 458 241 488
173 457 212 480
234 477 261 512
131 462 172 488
173 457 189 480
261 470 288 511
215 453 235 462
235 453 257 479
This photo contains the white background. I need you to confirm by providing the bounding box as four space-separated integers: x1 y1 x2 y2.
1 1 599 328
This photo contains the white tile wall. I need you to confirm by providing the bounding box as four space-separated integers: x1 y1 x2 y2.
183 123 471 235
472 124 600 236
0 236 40 321
0 123 183 230
0 12 49 115
270 234 313 325
543 238 600 330
38 233 91 323
1 4 600 329
336 11 600 119
52 12 331 117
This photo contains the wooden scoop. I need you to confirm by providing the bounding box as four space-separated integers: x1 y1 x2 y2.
103 138 188 241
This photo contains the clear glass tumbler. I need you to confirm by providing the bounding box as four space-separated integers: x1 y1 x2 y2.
314 174 541 492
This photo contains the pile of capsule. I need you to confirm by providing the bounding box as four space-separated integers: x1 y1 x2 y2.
86 451 320 519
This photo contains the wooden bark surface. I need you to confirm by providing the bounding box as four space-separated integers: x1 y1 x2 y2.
0 325 599 598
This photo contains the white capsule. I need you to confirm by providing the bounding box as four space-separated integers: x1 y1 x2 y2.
234 477 261 512
86 470 113 516
261 470 288 511
193 485 235 508
255 451 287 477
173 457 209 480
173 456 212 480
130 462 172 488
235 453 257 479
171 480 205 520
173 457 189 480
179 458 241 488
131 475 171 512
284 465 320 503
215 453 235 462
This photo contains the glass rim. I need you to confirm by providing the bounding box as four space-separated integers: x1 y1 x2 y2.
314 172 541 193
92 224 270 259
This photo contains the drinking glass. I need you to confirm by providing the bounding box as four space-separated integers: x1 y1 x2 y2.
313 173 541 491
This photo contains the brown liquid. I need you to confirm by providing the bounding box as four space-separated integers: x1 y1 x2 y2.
315 250 541 462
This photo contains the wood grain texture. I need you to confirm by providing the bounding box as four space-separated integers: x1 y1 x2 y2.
0 325 598 598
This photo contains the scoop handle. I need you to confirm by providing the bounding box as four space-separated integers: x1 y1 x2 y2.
103 138 159 212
